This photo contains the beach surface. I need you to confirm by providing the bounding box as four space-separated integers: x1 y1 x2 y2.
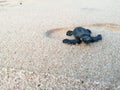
0 0 120 89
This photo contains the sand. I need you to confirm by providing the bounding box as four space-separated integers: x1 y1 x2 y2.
0 0 120 89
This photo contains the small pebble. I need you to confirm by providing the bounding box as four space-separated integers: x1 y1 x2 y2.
37 84 41 87
81 81 84 84
20 2 22 5
94 81 100 85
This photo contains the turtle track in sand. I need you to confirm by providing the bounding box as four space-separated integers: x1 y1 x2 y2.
45 23 120 40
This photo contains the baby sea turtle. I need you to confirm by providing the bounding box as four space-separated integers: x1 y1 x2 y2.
63 27 102 44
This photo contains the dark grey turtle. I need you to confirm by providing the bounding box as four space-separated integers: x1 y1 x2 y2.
63 27 102 44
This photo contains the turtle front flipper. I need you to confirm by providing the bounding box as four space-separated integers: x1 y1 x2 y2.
63 37 82 45
82 34 102 44
90 34 102 42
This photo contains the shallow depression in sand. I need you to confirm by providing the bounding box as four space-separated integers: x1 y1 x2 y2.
45 23 120 40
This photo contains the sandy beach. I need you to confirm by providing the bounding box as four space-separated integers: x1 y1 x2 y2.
0 0 120 89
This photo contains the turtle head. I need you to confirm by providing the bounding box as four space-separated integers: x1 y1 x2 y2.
66 30 73 36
